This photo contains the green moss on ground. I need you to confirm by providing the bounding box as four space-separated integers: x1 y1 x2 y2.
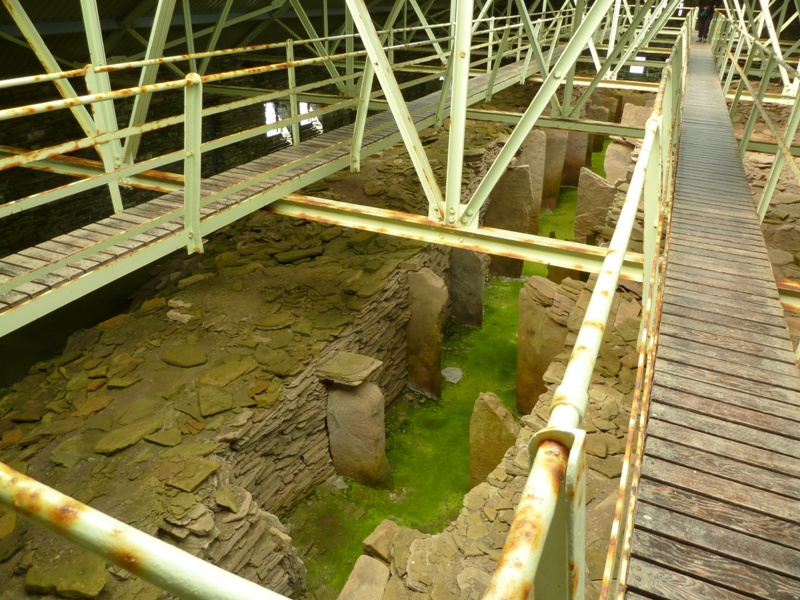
287 138 610 598
287 277 523 598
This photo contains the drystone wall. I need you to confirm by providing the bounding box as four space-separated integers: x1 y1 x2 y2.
349 275 642 600
0 111 512 599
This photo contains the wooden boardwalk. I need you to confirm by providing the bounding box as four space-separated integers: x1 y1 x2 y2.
0 57 540 332
625 44 800 598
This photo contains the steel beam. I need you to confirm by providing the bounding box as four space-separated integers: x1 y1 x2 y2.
271 194 644 281
2 0 98 140
444 0 475 226
0 145 183 192
80 0 125 213
198 0 233 75
289 0 346 94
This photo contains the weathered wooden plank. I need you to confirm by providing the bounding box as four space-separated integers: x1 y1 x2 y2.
659 312 793 351
627 557 752 599
634 503 800 578
631 529 800 599
651 384 800 437
640 482 800 552
641 456 800 523
667 249 773 281
657 343 800 392
668 237 773 266
660 278 783 315
656 357 800 407
666 265 779 298
660 304 789 342
658 321 793 362
2 253 47 271
667 222 766 247
661 289 787 328
645 436 800 499
658 333 800 380
653 363 800 418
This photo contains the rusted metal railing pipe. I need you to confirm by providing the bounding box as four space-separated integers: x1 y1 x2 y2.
484 91 665 599
0 463 288 600
548 114 662 431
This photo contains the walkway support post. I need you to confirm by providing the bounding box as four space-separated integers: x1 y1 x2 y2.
444 0 475 225
287 39 301 146
184 73 203 255
350 60 375 172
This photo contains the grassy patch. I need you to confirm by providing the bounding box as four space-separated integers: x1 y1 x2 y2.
286 277 523 597
287 138 610 598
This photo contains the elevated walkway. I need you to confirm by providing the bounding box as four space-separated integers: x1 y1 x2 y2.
0 57 542 336
625 43 800 598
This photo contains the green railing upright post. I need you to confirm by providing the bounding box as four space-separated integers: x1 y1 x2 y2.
184 72 203 255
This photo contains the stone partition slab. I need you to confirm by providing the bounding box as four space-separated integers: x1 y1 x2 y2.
542 129 569 210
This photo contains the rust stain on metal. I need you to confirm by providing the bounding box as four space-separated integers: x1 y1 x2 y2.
13 487 42 517
570 560 580 595
50 500 82 528
584 320 605 332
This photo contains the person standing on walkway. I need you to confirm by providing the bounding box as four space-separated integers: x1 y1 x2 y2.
696 2 715 42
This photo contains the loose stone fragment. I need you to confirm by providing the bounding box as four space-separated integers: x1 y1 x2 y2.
161 345 208 368
144 428 182 447
94 416 162 454
337 555 390 599
198 386 234 417
199 357 257 387
215 486 240 512
106 375 142 389
363 519 400 563
316 352 383 386
166 457 221 492
25 548 108 598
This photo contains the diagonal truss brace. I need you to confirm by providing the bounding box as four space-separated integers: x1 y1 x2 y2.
80 0 125 213
122 0 178 166
460 0 615 227
2 0 98 140
344 0 445 220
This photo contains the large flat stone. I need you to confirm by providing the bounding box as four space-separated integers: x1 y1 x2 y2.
337 555 390 600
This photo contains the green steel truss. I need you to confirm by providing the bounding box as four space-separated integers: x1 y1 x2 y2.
0 0 797 338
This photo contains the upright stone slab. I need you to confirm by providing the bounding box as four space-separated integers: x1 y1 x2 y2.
327 382 391 485
575 168 619 243
484 164 535 278
469 392 520 488
517 128 546 227
450 248 487 328
406 268 448 398
604 141 633 185
542 129 569 210
561 131 590 187
586 103 611 152
517 277 569 414
338 555 390 600
621 103 652 130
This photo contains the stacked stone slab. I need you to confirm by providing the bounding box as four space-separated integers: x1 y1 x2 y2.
349 275 642 599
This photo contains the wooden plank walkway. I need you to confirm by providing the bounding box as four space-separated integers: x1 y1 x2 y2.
0 56 541 327
625 43 800 599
